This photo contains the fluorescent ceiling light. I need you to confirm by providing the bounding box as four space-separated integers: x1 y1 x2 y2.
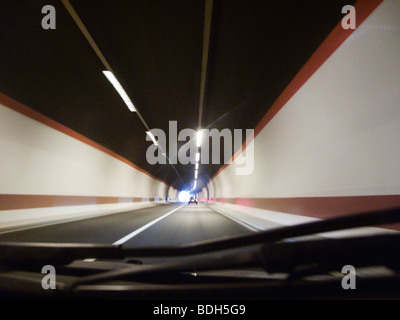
103 71 136 112
196 130 203 147
195 163 199 170
195 170 198 179
146 131 158 146
195 152 200 162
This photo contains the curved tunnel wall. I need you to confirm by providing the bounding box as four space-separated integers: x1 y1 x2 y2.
205 0 400 227
0 93 168 228
167 186 179 201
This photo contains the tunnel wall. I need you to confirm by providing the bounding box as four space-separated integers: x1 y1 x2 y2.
0 93 168 229
167 186 179 202
206 0 400 230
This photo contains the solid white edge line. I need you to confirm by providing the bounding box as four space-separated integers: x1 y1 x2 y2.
0 203 158 235
209 205 259 232
112 204 185 245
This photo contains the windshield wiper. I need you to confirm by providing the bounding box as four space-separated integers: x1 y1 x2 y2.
124 206 400 257
66 233 400 290
0 206 399 265
0 207 399 294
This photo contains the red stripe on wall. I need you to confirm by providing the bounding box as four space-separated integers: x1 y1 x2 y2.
0 91 167 186
210 0 385 183
216 195 400 230
253 0 385 139
0 194 152 211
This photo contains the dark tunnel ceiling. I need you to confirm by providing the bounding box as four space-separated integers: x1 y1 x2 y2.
0 0 356 191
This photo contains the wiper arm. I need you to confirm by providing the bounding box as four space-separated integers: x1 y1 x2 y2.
121 206 400 257
1 207 399 295
68 233 400 291
67 247 261 291
0 207 399 265
262 233 400 273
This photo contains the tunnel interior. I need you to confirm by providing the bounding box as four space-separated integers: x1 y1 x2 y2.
1 0 400 301
0 0 400 259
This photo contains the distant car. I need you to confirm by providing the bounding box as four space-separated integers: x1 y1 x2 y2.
188 197 198 204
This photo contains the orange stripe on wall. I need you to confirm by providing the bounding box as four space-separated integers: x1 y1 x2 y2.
253 0 385 139
0 194 147 211
223 195 400 218
216 195 400 230
0 91 167 186
210 0 385 183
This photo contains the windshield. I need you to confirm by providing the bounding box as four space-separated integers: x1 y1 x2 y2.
0 0 399 305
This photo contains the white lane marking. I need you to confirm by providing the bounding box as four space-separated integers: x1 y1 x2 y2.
210 206 259 232
0 204 158 235
0 215 108 235
112 204 185 245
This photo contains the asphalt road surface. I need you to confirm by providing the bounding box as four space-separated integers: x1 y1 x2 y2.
0 203 254 248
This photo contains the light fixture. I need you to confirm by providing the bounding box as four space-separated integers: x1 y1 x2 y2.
195 170 198 179
195 152 200 162
195 163 199 170
196 130 203 147
103 71 136 112
146 131 158 146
